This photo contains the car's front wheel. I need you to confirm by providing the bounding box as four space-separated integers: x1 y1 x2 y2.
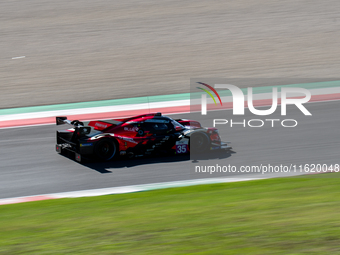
94 138 118 161
190 132 210 154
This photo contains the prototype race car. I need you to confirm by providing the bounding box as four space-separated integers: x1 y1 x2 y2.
56 112 231 162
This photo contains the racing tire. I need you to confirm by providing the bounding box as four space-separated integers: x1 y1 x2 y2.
189 132 210 154
94 138 118 161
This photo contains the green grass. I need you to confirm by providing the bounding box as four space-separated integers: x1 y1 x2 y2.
1 174 340 254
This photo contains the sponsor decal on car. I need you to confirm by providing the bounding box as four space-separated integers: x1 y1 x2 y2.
119 136 138 144
95 122 108 129
124 127 139 132
80 143 93 147
145 119 170 123
176 139 189 154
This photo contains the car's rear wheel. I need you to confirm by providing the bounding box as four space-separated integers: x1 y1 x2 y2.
190 132 210 154
94 138 118 161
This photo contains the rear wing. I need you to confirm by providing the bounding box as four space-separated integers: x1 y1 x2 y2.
56 117 91 135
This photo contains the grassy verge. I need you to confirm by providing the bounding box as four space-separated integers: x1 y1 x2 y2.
1 174 340 254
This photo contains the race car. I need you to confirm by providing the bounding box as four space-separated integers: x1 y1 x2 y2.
55 112 231 162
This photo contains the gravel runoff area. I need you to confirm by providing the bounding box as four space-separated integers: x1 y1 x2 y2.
1 0 340 108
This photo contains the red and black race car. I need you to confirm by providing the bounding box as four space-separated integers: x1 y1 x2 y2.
56 112 231 162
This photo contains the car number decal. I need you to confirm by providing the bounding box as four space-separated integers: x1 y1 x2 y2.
176 144 188 154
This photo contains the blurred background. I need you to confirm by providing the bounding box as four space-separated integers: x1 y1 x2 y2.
1 0 340 109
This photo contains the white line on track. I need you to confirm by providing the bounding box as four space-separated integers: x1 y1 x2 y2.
11 56 25 59
1 171 333 205
0 177 263 205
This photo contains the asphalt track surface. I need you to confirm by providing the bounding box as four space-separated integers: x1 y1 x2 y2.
0 100 339 199
2 0 340 108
